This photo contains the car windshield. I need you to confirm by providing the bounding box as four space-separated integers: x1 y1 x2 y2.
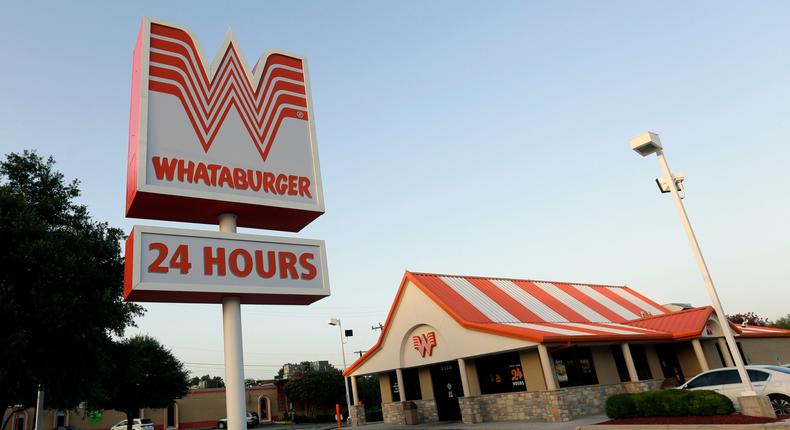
140 419 153 424
759 365 790 375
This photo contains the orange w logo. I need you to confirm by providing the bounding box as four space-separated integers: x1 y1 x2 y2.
412 331 437 357
136 20 309 163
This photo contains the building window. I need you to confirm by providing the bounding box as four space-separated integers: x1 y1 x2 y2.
13 413 25 430
403 368 422 400
736 342 749 364
552 346 598 388
630 345 652 380
714 342 727 366
166 403 177 428
55 411 67 428
258 397 270 421
387 371 399 401
475 351 527 394
611 346 630 382
611 345 652 382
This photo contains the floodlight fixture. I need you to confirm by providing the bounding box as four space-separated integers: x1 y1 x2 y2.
656 173 685 198
328 318 339 326
630 131 663 157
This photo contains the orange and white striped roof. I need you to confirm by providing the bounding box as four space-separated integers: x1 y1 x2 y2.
342 271 790 376
410 272 671 339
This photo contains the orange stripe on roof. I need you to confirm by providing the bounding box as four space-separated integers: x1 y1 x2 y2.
466 278 544 322
553 282 625 322
589 322 660 334
416 274 491 323
513 280 588 322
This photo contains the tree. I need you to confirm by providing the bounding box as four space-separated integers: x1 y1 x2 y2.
188 374 224 388
772 314 790 330
356 374 381 407
0 151 143 416
98 336 189 430
282 362 344 418
728 312 771 326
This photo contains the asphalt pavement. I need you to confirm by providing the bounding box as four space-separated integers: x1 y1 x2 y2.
267 414 607 430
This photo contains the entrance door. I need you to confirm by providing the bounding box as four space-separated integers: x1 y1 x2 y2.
430 362 462 421
655 343 685 385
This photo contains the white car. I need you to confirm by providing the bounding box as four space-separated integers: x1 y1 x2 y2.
678 365 790 416
110 418 155 430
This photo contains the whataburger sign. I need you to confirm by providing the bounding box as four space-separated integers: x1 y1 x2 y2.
126 17 324 232
125 226 328 304
124 17 329 305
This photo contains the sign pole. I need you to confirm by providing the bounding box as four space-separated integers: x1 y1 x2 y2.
219 213 247 430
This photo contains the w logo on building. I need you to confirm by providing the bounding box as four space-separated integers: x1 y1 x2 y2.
412 331 437 357
134 18 311 163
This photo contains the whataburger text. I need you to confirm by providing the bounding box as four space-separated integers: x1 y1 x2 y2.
151 156 313 198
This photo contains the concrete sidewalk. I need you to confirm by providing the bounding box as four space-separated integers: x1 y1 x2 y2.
350 414 607 429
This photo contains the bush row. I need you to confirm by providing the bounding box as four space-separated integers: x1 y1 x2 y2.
605 389 734 418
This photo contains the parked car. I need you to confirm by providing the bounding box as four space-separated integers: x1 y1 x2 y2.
217 412 259 429
678 365 790 416
110 419 154 430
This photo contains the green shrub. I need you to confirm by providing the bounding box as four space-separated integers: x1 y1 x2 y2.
688 390 735 416
605 393 638 419
605 389 734 419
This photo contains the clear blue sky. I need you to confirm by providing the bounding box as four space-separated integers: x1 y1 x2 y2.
1 1 788 379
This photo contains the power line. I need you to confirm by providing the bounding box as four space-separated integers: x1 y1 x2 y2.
184 362 282 367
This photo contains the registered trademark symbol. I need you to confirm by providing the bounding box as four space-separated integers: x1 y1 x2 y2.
297 111 304 118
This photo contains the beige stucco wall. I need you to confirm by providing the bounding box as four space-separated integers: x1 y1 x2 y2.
740 337 790 365
591 346 620 384
644 344 664 379
350 281 537 376
464 359 481 396
676 341 703 379
520 349 547 391
418 367 435 400
702 339 724 369
379 372 393 403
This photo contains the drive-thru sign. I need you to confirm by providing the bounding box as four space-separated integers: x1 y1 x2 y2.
123 17 330 430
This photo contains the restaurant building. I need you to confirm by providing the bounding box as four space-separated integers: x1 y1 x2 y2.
343 271 790 425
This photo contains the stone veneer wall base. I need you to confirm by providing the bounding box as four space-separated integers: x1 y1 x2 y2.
460 379 663 424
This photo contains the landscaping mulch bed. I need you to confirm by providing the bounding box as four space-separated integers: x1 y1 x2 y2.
599 414 786 425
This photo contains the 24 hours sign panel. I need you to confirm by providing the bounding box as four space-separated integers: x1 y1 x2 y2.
124 225 330 304
125 18 324 231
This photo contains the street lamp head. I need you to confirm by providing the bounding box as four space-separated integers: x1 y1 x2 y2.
328 318 339 326
630 131 663 157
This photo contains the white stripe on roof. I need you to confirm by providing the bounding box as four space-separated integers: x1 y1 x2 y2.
438 276 517 322
608 288 666 316
533 282 609 322
571 284 640 321
505 322 594 336
489 279 565 323
558 322 650 335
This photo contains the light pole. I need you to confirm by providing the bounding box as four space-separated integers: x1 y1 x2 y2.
629 131 755 396
328 318 352 419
